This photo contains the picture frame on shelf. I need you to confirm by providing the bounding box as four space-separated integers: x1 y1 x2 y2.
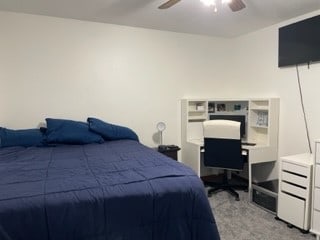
234 104 241 111
208 103 215 113
196 103 205 111
217 103 226 112
256 111 268 126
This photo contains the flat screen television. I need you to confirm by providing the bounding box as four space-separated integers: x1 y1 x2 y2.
278 15 320 67
209 115 246 138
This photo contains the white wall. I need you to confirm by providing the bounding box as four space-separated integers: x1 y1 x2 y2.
232 9 320 157
1 9 320 161
0 11 233 147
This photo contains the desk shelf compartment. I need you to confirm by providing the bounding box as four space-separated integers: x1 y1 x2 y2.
187 101 207 122
247 99 278 147
249 109 269 128
252 179 278 214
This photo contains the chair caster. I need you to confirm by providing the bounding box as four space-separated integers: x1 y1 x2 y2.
274 216 280 221
235 196 240 201
287 224 293 228
300 229 309 234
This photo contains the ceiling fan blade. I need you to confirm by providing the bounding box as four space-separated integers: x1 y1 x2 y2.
158 0 181 9
228 0 246 12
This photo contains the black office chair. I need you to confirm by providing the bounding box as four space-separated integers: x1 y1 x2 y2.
203 120 245 201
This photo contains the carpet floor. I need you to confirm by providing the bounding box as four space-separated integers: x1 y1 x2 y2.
208 190 316 240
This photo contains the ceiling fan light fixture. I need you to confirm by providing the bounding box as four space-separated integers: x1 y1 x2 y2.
158 0 245 12
222 0 232 4
200 0 216 7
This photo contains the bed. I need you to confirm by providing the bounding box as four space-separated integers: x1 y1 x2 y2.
0 120 219 240
0 139 220 240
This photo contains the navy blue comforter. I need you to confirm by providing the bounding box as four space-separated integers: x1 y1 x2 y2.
0 140 219 240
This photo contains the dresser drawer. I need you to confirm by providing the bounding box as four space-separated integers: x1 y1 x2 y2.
282 161 308 177
316 165 320 188
313 210 320 232
282 171 308 187
317 143 320 164
281 182 306 199
278 192 305 228
315 188 320 211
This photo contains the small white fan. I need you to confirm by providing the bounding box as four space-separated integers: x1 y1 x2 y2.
156 122 166 145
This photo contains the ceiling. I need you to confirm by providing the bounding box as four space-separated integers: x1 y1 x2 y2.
0 0 319 38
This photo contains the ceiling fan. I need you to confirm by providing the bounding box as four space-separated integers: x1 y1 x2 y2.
158 0 246 12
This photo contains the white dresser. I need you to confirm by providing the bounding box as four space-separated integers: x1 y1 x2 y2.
311 140 320 240
277 153 313 231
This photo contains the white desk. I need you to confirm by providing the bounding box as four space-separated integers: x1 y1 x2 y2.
181 98 279 200
185 138 276 200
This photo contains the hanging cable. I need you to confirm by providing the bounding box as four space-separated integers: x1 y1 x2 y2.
296 64 312 153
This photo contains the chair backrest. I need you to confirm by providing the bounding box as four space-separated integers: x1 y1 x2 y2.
203 120 244 170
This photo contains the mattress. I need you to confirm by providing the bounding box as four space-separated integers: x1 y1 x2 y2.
0 140 220 240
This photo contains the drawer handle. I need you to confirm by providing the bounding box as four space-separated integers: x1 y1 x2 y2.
283 169 307 178
281 190 305 201
282 180 307 189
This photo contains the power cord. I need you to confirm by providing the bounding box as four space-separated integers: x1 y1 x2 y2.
296 64 312 154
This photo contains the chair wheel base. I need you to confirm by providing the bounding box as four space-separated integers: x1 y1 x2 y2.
207 186 240 201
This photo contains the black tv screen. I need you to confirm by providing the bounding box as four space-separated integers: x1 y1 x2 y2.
278 15 320 67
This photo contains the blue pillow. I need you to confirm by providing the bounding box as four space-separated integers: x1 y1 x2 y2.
45 118 104 144
87 117 139 142
0 128 45 148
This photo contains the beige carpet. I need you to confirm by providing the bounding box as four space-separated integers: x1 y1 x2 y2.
208 190 316 240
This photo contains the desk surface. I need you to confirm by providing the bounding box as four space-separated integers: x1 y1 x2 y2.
188 139 267 150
